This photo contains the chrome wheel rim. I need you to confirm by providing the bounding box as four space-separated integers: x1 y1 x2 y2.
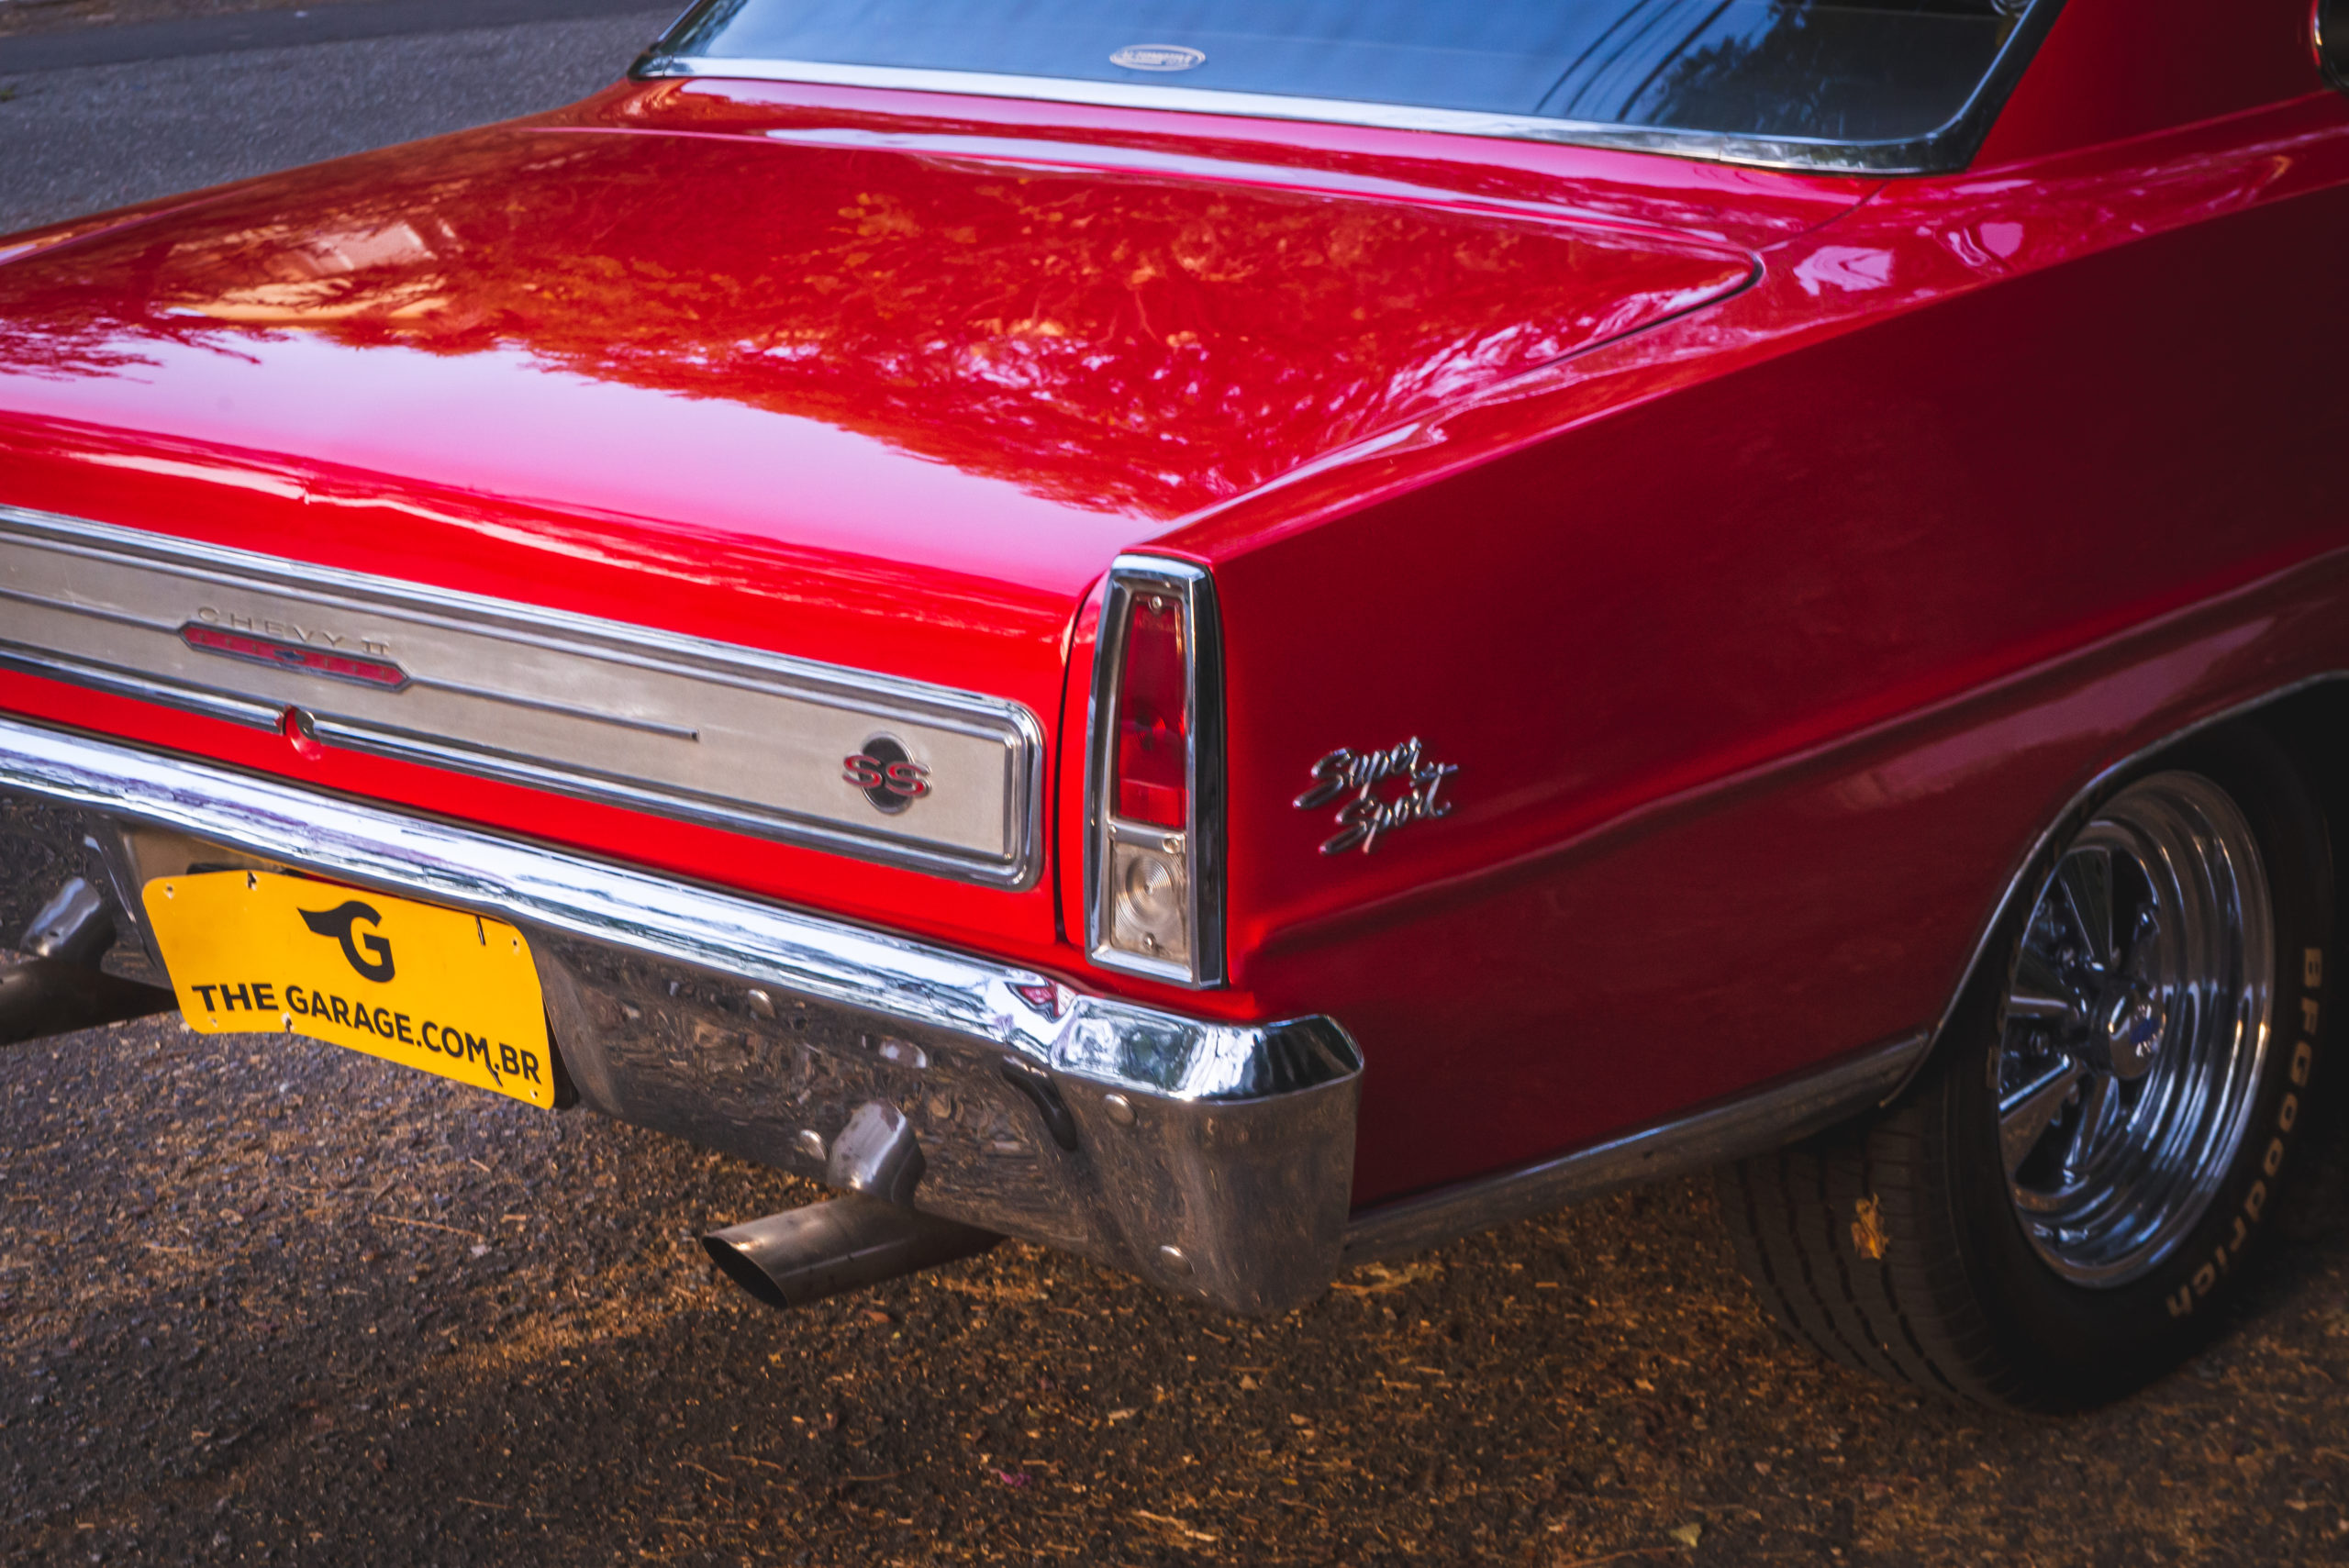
1993 771 2273 1286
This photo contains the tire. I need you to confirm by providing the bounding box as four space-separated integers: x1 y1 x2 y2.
1717 725 2334 1411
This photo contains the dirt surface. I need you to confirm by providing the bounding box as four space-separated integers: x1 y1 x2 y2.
6 1015 2349 1565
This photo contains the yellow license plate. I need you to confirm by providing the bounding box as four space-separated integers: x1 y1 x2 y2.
142 870 556 1108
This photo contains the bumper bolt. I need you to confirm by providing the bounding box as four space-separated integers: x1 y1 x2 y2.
1103 1093 1137 1127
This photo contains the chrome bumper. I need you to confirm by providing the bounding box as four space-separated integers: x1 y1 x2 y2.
0 717 1360 1315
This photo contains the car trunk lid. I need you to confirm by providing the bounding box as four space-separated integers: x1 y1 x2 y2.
0 106 1755 941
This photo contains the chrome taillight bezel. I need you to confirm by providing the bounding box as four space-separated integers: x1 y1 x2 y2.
1084 556 1225 988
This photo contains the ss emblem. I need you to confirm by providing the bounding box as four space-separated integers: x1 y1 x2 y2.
844 736 931 815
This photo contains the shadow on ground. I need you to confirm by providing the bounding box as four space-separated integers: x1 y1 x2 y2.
5 1013 2348 1564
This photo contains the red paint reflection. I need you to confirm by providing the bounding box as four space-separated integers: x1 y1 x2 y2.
0 124 1749 518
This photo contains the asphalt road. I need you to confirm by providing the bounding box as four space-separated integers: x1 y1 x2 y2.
10 8 2349 1565
0 3 674 236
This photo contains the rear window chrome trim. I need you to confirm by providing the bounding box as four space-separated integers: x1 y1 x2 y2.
633 1 2066 178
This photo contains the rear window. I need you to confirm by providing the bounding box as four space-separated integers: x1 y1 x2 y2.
646 0 2054 169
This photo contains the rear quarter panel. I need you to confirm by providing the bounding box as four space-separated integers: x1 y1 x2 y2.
1182 88 2349 1206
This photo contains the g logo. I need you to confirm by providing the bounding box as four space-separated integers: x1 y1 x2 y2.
300 900 395 983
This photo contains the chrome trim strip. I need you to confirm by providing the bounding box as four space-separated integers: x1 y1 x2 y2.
632 1 2065 178
1341 1031 1928 1265
1082 556 1227 988
0 642 288 732
0 506 1044 888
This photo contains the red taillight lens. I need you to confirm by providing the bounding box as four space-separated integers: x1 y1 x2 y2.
1113 593 1188 828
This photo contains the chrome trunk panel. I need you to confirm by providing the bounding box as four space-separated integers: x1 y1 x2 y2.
0 506 1043 887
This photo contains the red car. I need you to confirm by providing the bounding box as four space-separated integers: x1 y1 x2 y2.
3 0 2344 1412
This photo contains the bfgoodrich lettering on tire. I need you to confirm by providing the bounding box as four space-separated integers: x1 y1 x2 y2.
1718 725 2332 1410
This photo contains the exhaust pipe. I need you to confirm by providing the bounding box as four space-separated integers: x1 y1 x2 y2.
701 1193 1000 1309
704 1098 998 1308
1 879 177 1047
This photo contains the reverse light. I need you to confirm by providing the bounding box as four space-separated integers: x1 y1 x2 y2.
1085 558 1224 987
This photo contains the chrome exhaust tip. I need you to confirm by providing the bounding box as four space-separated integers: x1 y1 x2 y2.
701 1194 1000 1310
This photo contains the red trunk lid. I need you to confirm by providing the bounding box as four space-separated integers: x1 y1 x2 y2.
0 88 1759 962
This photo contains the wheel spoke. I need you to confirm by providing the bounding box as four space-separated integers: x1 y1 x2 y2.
2006 987 2076 1024
2059 1073 2118 1186
2057 846 2115 969
2009 943 2080 1025
1999 1057 2087 1175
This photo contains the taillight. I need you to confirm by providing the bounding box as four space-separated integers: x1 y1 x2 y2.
1085 558 1224 987
1114 594 1188 828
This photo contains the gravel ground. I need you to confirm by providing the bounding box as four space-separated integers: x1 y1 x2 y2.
6 1013 2349 1565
